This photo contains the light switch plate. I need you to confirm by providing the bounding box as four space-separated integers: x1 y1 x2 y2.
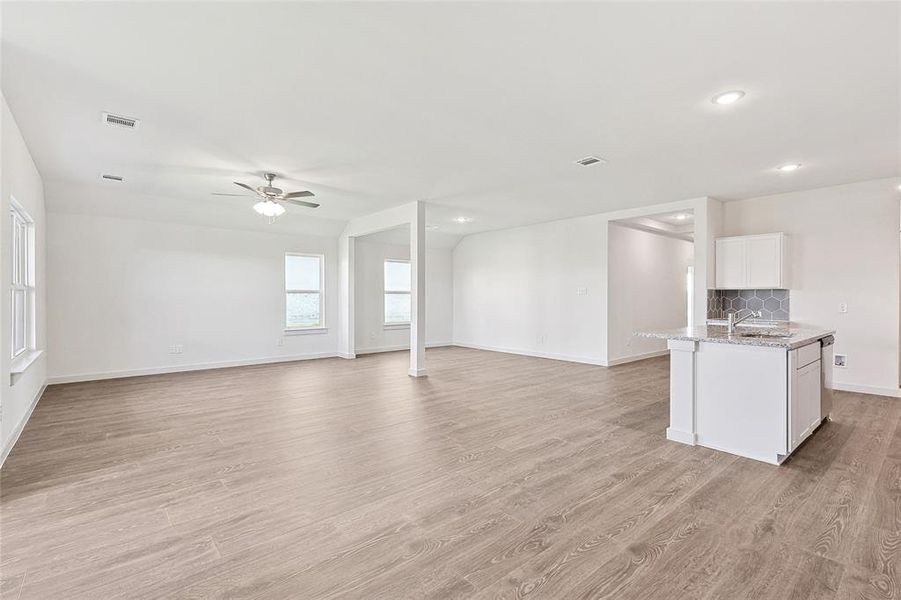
839 302 848 314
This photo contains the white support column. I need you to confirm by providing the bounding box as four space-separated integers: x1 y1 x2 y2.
408 201 427 377
337 233 356 359
666 339 697 445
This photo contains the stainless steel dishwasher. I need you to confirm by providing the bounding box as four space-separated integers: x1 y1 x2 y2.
820 335 834 420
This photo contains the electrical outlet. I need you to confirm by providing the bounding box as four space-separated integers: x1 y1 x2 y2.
276 337 284 347
168 344 183 355
839 302 848 314
834 354 847 368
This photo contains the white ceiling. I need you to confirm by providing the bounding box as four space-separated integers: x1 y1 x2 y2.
2 2 898 236
614 209 695 241
359 224 462 250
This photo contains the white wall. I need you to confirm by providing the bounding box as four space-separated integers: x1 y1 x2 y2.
452 197 715 366
607 224 693 363
453 214 609 364
47 213 339 382
1 94 47 462
722 178 900 396
353 239 453 353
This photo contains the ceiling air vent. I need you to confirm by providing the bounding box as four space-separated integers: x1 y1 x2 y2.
101 112 140 130
575 156 606 167
100 174 124 182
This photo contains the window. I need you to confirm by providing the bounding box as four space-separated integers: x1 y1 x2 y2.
10 202 34 359
285 254 323 329
384 259 411 325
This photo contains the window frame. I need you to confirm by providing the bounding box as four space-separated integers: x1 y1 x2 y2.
383 258 412 327
284 252 326 332
10 199 35 361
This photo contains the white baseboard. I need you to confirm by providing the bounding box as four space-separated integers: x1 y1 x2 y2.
47 352 339 385
337 352 356 360
408 367 428 377
666 427 697 446
833 382 901 398
695 435 782 465
354 342 452 356
452 342 606 366
605 350 670 366
1 382 47 469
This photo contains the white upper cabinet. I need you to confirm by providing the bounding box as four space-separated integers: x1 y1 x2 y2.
715 238 746 289
715 233 788 289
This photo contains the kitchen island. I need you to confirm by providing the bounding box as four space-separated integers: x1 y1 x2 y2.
638 324 834 465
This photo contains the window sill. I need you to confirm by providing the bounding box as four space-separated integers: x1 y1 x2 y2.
383 323 410 330
285 327 328 336
11 349 43 380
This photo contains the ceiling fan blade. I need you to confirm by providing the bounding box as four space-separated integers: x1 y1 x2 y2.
212 192 251 197
234 182 258 194
284 199 320 209
283 190 315 199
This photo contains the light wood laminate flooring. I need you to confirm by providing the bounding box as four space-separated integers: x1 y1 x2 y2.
2 347 900 599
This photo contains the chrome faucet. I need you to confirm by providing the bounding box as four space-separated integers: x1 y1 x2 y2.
727 309 762 334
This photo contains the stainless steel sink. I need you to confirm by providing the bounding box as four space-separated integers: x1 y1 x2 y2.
738 331 794 339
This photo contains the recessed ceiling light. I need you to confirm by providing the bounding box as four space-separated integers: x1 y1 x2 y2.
425 224 439 230
674 213 689 221
711 90 745 105
453 217 472 224
777 163 802 172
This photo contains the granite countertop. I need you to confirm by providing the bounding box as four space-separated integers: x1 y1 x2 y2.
637 324 835 350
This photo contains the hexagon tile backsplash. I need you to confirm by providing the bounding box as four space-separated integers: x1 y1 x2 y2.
707 289 790 322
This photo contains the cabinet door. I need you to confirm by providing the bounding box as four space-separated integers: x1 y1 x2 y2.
716 238 746 289
803 360 822 435
746 235 783 288
790 360 821 451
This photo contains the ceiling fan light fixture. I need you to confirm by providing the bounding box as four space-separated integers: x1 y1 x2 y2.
253 200 285 218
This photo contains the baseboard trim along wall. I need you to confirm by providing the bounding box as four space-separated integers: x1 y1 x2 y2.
452 342 606 366
666 427 697 446
47 352 340 385
604 350 670 367
1 382 47 468
833 382 901 398
47 344 457 385
354 342 453 355
23 344 666 391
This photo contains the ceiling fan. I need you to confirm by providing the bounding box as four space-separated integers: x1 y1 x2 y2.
213 172 319 220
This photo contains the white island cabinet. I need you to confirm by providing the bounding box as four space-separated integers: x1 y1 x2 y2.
638 325 834 465
790 343 822 453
